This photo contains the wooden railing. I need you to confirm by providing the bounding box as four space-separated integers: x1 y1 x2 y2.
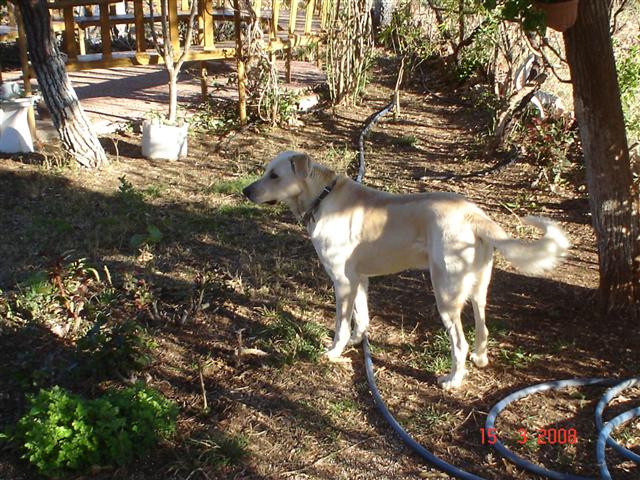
12 0 328 125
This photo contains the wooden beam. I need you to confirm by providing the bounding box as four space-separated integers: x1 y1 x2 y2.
304 0 314 34
288 0 297 34
169 0 180 55
62 7 78 60
270 0 280 40
133 0 146 52
99 1 113 59
233 0 246 125
48 0 120 9
201 0 215 49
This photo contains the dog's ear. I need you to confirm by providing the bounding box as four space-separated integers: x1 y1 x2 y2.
289 153 311 178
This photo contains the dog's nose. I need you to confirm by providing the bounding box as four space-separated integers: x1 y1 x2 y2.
242 185 252 199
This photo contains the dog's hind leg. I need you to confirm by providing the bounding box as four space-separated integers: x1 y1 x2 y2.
348 276 369 346
470 257 493 368
324 272 358 360
430 267 471 390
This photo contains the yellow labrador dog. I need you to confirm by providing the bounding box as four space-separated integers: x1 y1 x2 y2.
243 151 569 389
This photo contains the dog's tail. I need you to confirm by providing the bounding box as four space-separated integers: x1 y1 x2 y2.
473 214 570 276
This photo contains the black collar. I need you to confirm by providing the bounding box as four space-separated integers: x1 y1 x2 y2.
301 178 338 225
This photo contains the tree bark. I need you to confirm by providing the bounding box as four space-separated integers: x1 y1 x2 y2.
563 0 640 315
16 0 108 168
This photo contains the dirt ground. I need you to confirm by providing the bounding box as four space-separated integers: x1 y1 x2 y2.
1 56 639 480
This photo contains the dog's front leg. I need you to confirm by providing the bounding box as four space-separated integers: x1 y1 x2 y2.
324 276 357 360
348 277 369 346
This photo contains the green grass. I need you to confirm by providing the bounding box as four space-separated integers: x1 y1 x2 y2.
408 404 457 430
394 135 418 147
409 329 452 374
498 346 541 369
257 307 328 364
327 398 359 418
189 433 249 468
207 175 260 195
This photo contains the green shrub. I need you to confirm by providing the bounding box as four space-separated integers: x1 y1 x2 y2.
520 115 581 186
617 42 640 146
76 320 152 378
15 385 177 477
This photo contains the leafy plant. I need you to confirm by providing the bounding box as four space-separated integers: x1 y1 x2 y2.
379 3 436 77
616 41 640 147
190 99 238 134
76 320 153 378
129 223 163 250
498 345 541 368
519 115 581 186
15 385 177 477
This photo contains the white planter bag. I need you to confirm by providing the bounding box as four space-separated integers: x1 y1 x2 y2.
141 119 188 160
0 97 36 154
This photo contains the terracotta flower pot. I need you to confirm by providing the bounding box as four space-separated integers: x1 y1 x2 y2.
534 0 579 33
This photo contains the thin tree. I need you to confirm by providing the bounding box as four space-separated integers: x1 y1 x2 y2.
148 0 198 124
563 0 639 315
15 0 107 168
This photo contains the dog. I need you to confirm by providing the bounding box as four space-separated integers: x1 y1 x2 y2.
243 151 570 389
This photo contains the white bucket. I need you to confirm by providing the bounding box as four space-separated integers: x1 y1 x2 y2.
0 97 35 154
141 119 188 161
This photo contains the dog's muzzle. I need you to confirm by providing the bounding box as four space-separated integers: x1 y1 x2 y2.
242 184 276 205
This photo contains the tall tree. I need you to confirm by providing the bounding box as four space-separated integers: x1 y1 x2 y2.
563 0 639 315
15 0 107 168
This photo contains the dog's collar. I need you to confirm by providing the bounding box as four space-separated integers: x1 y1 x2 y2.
301 178 338 225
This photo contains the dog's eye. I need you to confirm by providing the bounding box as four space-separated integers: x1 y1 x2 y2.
269 171 279 179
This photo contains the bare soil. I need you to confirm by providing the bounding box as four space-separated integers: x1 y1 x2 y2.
1 57 638 480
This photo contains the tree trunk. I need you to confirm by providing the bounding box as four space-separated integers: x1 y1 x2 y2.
563 0 640 315
168 71 179 124
16 0 108 168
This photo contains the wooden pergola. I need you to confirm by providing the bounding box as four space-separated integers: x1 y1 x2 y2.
11 0 328 127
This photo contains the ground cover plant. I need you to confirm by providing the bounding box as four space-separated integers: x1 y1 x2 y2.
13 385 177 477
1 48 639 480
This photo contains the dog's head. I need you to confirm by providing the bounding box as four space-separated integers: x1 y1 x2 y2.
243 151 312 205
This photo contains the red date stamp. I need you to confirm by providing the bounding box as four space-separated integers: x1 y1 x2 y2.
480 427 578 445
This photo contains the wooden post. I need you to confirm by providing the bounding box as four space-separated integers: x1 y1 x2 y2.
99 2 112 60
15 8 36 140
134 0 145 52
270 0 280 40
233 0 246 125
169 0 180 55
62 6 78 60
320 0 328 30
201 0 214 49
304 0 314 34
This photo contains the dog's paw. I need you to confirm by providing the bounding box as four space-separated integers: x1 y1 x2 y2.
470 352 489 368
437 372 464 390
323 348 350 363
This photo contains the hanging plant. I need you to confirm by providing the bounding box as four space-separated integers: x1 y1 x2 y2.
533 0 579 32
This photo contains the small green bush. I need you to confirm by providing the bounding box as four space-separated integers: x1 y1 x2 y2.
15 385 177 477
76 320 152 378
617 42 640 146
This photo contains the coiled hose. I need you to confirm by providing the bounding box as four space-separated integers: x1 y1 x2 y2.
357 97 639 480
364 336 639 479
